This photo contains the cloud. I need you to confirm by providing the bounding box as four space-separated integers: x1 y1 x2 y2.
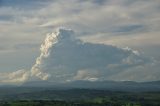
74 69 99 81
107 61 160 82
0 69 29 84
0 0 51 9
30 28 152 82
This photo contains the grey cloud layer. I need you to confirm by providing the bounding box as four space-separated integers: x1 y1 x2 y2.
0 0 159 50
0 0 160 49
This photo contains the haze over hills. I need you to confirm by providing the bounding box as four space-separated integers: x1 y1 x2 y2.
0 80 159 101
19 80 160 92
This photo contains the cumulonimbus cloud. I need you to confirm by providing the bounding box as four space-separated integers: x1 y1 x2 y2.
30 28 152 82
0 28 154 84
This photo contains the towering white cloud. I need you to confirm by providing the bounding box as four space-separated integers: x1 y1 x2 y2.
29 28 152 82
31 31 59 80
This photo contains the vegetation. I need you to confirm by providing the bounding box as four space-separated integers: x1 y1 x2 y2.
0 91 160 106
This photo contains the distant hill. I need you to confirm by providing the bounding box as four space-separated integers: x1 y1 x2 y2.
22 80 160 92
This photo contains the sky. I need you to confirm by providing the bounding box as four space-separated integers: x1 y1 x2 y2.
0 0 160 84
